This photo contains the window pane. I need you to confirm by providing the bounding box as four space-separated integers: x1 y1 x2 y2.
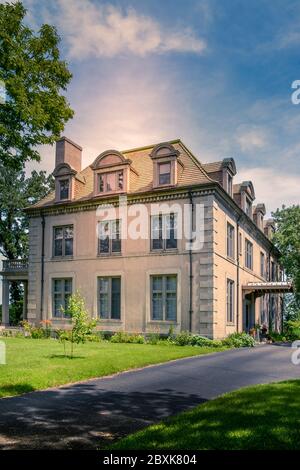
54 293 63 317
106 172 116 191
64 279 72 293
99 222 110 253
99 277 109 293
111 220 121 253
111 278 121 319
152 276 163 291
65 239 73 256
118 171 124 190
54 279 62 293
166 275 176 292
152 293 163 320
60 179 69 200
166 214 177 249
151 215 163 250
166 293 177 321
99 294 109 319
99 174 104 192
159 163 171 185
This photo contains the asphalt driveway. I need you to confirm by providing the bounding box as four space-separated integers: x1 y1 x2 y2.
0 344 299 449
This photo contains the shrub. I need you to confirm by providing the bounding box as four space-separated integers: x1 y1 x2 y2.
267 332 287 343
191 335 223 348
147 333 160 345
222 332 255 348
110 332 145 344
285 320 300 340
173 331 192 346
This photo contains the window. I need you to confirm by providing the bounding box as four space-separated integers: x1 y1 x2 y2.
98 171 124 193
227 173 233 196
226 279 235 323
151 213 177 250
227 223 235 258
260 252 265 278
245 239 253 270
239 233 242 256
98 220 121 255
59 179 70 200
151 275 177 321
271 261 276 281
98 277 121 320
245 197 252 217
53 225 73 257
158 162 171 185
52 278 72 318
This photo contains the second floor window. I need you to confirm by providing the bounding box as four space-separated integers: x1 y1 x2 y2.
158 162 171 185
245 239 253 270
53 225 73 257
227 223 235 258
98 171 124 193
59 179 70 200
151 213 177 250
98 220 121 255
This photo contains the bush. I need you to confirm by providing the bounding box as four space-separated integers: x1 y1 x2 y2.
110 332 145 344
222 332 255 348
147 333 160 345
191 335 223 348
267 332 287 343
285 320 300 340
173 331 192 346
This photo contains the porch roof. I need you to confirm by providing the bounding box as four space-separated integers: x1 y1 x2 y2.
242 281 293 295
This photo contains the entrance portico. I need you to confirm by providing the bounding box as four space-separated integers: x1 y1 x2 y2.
1 260 28 326
242 281 293 332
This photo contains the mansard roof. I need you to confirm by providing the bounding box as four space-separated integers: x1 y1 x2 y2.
31 139 213 208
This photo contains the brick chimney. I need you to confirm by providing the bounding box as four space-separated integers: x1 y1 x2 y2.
55 136 82 173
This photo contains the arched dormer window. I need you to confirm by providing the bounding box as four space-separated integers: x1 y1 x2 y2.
221 158 237 197
150 143 180 188
233 181 255 219
91 150 131 196
53 163 77 202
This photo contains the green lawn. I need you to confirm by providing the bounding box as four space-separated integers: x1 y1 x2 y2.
110 380 300 450
0 338 225 398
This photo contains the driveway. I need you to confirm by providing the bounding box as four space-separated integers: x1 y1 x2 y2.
0 344 299 449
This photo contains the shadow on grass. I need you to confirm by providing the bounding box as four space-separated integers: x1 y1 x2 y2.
0 383 36 396
111 380 300 450
49 354 86 360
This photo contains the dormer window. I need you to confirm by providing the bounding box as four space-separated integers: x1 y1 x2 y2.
245 197 252 217
150 142 180 189
159 163 171 185
91 150 131 196
98 170 124 193
59 179 70 200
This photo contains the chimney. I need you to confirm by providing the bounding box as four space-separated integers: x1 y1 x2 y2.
55 136 82 173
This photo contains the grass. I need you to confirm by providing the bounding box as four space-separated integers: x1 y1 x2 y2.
110 380 300 450
0 337 226 398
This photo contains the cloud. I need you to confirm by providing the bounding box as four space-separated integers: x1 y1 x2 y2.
238 167 300 215
48 0 206 59
236 127 269 152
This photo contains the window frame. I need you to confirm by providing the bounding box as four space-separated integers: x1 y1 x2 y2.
150 213 177 251
98 276 121 320
53 225 74 258
97 170 124 194
245 238 253 270
52 278 73 319
59 178 70 200
98 219 121 256
158 162 171 186
226 222 235 259
150 274 177 322
226 278 235 324
227 173 233 196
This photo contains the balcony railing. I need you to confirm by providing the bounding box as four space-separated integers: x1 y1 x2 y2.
2 259 28 272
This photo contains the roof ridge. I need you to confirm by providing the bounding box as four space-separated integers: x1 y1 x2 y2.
121 139 181 154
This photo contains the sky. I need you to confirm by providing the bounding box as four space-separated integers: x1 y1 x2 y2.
20 0 300 215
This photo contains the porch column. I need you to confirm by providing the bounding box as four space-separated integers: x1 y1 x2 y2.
2 278 10 326
23 281 28 320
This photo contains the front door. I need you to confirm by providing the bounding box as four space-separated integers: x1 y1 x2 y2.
244 297 254 332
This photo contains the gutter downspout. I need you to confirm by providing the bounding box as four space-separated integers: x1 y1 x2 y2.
236 215 242 333
40 213 45 321
188 192 194 333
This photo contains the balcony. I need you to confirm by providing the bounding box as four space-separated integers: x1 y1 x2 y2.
1 259 28 275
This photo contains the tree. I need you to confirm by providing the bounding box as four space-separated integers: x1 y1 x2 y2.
272 205 300 319
0 1 73 170
0 166 54 324
59 292 97 358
